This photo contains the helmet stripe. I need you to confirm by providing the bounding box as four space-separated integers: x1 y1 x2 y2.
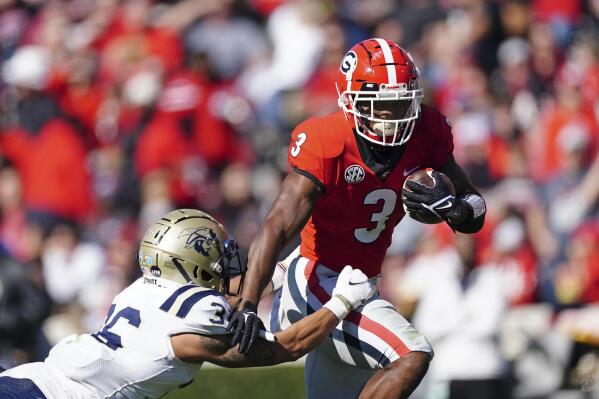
172 258 192 283
374 38 397 85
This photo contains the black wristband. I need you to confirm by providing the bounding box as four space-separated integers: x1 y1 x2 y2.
447 198 473 225
447 198 485 234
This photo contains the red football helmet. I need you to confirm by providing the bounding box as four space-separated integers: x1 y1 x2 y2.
336 38 423 147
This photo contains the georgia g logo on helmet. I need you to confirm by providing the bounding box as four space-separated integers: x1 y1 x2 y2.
340 51 357 78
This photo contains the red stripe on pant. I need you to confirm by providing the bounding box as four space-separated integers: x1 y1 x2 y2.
304 260 411 359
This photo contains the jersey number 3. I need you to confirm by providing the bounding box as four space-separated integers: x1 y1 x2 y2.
354 189 397 244
291 132 307 157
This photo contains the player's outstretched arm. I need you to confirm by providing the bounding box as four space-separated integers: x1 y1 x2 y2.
172 266 375 367
243 172 320 304
172 307 338 367
227 171 321 353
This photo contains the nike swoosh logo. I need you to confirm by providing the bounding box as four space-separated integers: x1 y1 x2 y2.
403 165 421 176
436 202 453 210
349 281 366 285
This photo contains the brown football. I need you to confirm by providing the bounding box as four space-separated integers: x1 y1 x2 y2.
403 168 456 224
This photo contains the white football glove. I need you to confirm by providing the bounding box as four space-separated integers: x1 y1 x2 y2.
323 265 377 320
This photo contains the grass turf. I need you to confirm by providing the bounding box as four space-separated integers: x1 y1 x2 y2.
164 365 306 399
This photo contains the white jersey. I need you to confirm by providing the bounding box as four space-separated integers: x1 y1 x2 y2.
1 277 231 399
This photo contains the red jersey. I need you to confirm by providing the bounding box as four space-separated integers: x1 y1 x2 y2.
288 105 454 277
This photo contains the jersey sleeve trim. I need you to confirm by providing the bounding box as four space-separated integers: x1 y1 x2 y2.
293 167 326 193
159 286 221 318
165 292 231 336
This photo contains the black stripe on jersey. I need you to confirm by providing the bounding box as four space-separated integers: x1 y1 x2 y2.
292 167 326 194
286 257 316 315
175 289 220 318
331 328 391 368
159 285 197 312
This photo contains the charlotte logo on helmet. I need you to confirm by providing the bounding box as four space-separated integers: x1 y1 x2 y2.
179 227 219 257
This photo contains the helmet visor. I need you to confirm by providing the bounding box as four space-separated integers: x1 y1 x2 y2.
339 86 423 146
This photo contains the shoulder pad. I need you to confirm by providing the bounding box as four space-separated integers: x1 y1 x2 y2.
291 114 346 160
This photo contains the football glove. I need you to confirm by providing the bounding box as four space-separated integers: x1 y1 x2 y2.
323 266 377 320
402 171 470 224
227 301 265 354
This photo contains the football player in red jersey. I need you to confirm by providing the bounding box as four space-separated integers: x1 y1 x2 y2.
229 38 487 398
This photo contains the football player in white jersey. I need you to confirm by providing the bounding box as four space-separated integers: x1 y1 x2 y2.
0 209 376 399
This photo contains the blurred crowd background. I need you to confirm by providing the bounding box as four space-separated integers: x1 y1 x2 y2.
0 0 598 398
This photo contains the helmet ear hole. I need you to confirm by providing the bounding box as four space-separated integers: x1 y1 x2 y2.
200 269 214 282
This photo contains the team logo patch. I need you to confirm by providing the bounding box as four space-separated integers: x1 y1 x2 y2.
340 51 357 77
150 266 161 277
345 164 365 183
179 227 220 256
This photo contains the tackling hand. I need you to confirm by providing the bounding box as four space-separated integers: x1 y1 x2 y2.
324 266 377 320
402 170 469 224
227 301 265 354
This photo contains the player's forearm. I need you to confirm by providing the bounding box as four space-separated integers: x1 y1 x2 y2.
221 308 339 367
242 218 288 305
273 307 339 362
199 308 339 368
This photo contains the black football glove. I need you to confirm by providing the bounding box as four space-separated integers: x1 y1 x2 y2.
402 170 470 224
226 301 265 354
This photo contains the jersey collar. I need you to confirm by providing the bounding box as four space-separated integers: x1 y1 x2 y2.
353 130 407 180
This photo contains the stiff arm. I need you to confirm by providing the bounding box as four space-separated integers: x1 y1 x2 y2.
240 171 321 305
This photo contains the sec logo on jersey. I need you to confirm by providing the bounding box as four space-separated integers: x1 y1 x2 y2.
345 164 365 183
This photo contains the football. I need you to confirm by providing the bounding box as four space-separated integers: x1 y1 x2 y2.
403 168 455 224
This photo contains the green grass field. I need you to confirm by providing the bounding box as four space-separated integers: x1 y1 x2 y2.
164 365 306 399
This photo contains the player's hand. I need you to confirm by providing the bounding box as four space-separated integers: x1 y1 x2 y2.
226 301 265 354
402 171 467 223
324 266 377 320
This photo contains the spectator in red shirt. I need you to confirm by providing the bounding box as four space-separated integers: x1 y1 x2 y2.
0 46 93 223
